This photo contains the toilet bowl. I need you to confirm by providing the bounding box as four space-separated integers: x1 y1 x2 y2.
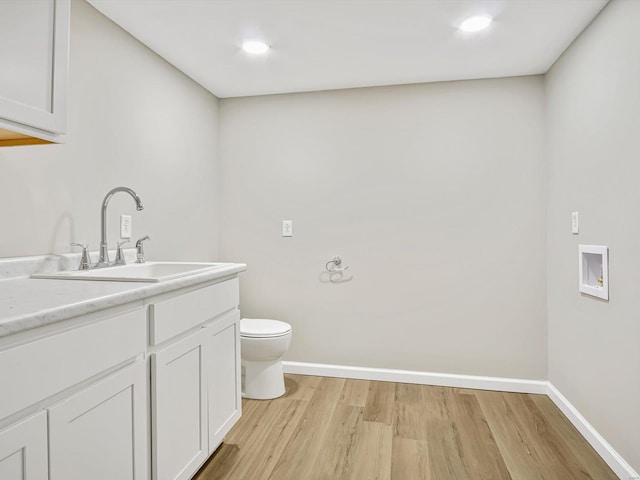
240 318 292 400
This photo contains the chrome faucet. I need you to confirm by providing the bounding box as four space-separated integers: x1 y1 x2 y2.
71 243 92 270
135 235 150 263
97 187 143 267
114 240 129 266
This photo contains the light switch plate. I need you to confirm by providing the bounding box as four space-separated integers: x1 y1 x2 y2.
282 220 293 237
120 215 132 239
571 212 579 234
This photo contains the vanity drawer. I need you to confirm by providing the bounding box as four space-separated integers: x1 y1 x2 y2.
149 278 239 346
0 307 146 421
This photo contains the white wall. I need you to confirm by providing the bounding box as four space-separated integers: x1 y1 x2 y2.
219 77 547 379
546 0 640 471
0 0 219 261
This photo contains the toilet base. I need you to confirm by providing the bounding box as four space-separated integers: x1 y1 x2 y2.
242 359 286 400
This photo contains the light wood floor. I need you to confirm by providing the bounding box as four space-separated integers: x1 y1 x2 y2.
194 374 617 480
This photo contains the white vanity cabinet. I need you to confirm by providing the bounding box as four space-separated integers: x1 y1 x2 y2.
0 270 243 480
0 411 48 480
0 305 147 480
206 310 242 454
0 0 69 145
48 361 148 480
152 328 209 480
150 278 241 480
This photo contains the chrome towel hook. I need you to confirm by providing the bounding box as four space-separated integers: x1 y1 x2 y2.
326 255 349 273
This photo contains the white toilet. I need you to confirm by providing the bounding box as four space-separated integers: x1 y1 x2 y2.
240 318 292 400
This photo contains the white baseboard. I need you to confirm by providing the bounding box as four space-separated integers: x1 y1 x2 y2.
547 383 638 480
282 361 548 394
282 361 638 480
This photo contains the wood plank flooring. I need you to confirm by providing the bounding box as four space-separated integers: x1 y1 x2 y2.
194 375 617 480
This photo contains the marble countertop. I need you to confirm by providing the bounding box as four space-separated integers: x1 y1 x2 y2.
0 261 246 339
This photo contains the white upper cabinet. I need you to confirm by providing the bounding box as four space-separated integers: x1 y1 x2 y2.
0 0 69 145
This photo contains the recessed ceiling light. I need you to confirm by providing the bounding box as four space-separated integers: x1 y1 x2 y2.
242 40 270 55
459 15 493 33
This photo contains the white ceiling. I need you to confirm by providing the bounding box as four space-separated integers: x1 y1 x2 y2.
88 0 608 99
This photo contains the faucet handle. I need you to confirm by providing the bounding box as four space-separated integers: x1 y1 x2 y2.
71 243 92 270
135 235 150 247
114 241 129 265
135 235 150 263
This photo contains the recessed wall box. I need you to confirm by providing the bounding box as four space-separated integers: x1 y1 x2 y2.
578 245 608 300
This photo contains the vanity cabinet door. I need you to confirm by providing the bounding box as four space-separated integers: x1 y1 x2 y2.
0 0 69 141
48 361 148 480
0 411 48 480
206 310 242 453
152 328 208 480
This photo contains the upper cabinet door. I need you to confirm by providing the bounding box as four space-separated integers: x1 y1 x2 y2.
0 0 69 136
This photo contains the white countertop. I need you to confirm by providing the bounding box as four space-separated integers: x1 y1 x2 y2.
0 262 246 338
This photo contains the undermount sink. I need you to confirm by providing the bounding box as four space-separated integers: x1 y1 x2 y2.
31 262 227 283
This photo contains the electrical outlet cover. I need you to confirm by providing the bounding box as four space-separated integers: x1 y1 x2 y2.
120 215 132 239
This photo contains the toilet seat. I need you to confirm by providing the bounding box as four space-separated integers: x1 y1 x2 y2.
241 318 292 338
